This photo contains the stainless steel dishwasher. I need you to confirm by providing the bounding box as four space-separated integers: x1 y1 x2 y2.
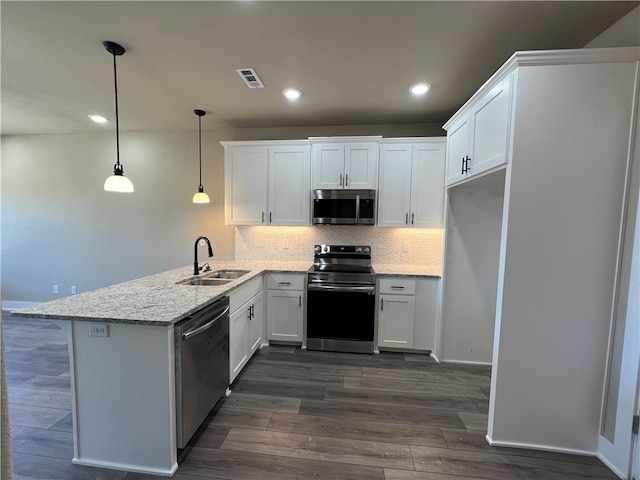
175 296 230 449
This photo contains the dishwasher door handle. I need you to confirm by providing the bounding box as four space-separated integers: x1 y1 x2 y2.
182 306 230 340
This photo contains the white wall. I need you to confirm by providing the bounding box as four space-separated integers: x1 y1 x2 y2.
585 5 640 48
1 122 443 303
1 130 231 303
441 170 505 364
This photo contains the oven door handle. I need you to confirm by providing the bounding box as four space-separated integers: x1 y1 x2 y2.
307 284 375 294
182 306 230 340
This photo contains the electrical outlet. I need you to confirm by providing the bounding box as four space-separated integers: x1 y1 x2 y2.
89 323 109 337
53 285 59 294
71 285 77 295
403 242 409 253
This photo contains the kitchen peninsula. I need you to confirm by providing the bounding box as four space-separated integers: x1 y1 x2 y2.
11 260 440 476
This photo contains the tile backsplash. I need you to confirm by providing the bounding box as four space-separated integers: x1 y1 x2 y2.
235 225 443 268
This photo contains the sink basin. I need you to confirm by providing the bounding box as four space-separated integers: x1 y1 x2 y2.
176 269 250 286
177 277 232 286
206 269 250 280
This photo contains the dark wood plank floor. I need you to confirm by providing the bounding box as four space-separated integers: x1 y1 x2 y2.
2 314 618 480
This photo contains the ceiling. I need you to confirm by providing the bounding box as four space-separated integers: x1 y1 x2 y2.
2 1 637 136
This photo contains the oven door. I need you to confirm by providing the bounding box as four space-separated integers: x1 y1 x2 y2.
306 283 375 354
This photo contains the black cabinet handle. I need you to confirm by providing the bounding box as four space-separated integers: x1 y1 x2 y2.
411 213 414 225
298 295 302 308
270 212 272 223
461 157 465 175
381 298 384 311
462 156 471 174
345 174 349 186
405 213 408 225
390 286 405 289
261 211 265 223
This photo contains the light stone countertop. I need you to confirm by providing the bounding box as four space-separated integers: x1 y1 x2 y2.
373 264 442 277
11 260 440 326
11 260 311 326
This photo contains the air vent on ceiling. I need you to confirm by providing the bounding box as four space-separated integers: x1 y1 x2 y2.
236 68 264 89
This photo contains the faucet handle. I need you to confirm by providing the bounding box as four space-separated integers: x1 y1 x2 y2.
201 262 211 272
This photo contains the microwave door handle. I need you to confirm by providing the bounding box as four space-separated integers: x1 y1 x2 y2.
355 194 360 223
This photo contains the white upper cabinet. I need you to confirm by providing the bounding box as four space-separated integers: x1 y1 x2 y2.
224 146 268 225
268 145 310 226
445 74 513 186
311 138 379 189
223 141 311 226
377 139 445 228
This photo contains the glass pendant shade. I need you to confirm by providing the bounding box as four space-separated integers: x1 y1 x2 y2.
192 190 210 204
104 168 134 192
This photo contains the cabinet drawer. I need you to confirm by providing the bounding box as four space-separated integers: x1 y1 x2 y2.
379 278 416 295
266 273 304 291
230 277 263 312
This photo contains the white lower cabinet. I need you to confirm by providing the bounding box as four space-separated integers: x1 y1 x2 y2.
377 277 439 352
229 277 264 383
378 278 416 348
266 273 304 343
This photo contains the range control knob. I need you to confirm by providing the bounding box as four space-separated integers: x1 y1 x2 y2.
314 246 321 253
364 247 370 253
355 247 362 253
323 246 329 253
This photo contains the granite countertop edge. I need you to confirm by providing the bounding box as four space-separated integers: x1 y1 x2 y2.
11 260 441 326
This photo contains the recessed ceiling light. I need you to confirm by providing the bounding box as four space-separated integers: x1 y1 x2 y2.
282 88 302 100
89 114 109 124
410 83 431 95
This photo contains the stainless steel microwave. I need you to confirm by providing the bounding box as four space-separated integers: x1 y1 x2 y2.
312 189 376 225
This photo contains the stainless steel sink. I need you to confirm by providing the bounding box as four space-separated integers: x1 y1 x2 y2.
177 277 232 286
206 270 250 280
177 269 250 286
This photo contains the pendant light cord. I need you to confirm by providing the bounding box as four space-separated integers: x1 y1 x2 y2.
198 114 203 188
112 51 121 169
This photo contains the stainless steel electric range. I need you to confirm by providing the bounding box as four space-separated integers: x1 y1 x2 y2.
306 245 376 354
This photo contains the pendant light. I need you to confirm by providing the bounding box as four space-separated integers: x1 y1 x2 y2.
103 41 134 193
192 109 210 204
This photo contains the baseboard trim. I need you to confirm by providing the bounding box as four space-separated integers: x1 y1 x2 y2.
441 358 492 366
2 300 41 311
486 434 597 457
596 452 628 480
72 457 178 477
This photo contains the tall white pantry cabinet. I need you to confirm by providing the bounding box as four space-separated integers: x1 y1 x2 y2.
442 46 640 467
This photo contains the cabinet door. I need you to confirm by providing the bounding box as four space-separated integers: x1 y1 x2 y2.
344 143 378 189
312 144 344 189
229 304 250 382
267 290 303 342
268 145 311 225
377 144 412 227
469 74 512 177
445 114 471 186
410 142 445 228
378 294 415 349
225 146 268 225
248 292 264 354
